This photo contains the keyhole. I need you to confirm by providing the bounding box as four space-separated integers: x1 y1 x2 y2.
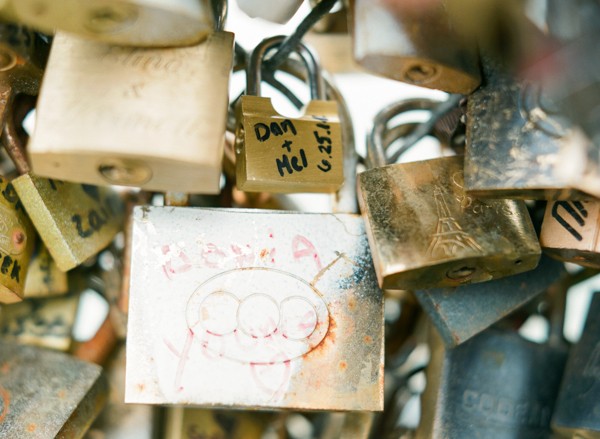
446 265 476 281
404 64 438 84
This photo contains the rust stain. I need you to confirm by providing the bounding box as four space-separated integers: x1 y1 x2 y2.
0 387 10 423
137 383 146 392
339 361 347 371
0 363 9 374
305 314 337 357
348 297 357 311
27 423 36 432
57 390 66 399
364 335 373 344
259 248 269 258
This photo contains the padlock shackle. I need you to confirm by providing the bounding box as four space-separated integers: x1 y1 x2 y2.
366 98 443 169
246 35 325 101
1 104 30 175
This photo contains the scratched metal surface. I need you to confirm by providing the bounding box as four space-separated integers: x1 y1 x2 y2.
126 207 384 411
415 256 565 347
0 340 107 438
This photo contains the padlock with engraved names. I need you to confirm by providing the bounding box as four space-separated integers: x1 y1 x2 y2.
0 340 107 438
0 288 80 351
552 291 600 438
0 0 216 47
357 99 541 290
24 239 68 298
28 31 234 194
0 174 35 304
415 255 565 347
235 36 344 193
126 207 383 411
1 106 126 272
417 291 569 439
464 57 594 200
352 0 481 94
541 200 600 268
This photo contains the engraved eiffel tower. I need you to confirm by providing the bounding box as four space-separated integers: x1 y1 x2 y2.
427 187 483 259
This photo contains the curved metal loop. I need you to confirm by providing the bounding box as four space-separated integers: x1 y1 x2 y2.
246 35 325 100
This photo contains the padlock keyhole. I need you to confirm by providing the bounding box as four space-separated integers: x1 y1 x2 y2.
446 265 476 281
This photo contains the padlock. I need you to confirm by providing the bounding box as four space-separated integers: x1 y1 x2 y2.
541 200 600 268
0 0 215 47
417 296 569 439
235 36 344 193
0 175 35 304
351 0 481 94
464 57 594 200
23 239 68 298
357 99 541 290
2 105 126 272
552 291 600 438
27 30 234 194
0 340 107 437
0 288 80 351
126 207 383 411
235 0 303 24
415 255 565 347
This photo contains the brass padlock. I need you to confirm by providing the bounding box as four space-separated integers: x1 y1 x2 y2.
357 99 541 290
235 36 344 193
28 31 234 193
126 207 383 411
352 0 481 94
2 107 126 272
24 239 68 298
0 340 107 438
0 0 215 47
541 200 600 268
464 57 593 200
0 175 35 304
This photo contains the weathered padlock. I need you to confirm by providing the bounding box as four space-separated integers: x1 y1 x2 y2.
0 288 80 351
417 302 568 439
357 99 541 290
126 207 383 411
235 36 344 193
415 255 565 347
541 200 600 268
0 340 107 438
552 291 600 438
0 175 35 304
2 106 126 272
27 30 234 194
464 57 594 200
24 239 68 298
352 0 481 94
0 0 215 47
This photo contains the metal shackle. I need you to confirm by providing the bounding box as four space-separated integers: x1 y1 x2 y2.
246 35 325 101
366 98 445 169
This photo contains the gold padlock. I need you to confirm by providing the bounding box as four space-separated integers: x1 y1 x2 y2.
24 239 68 298
464 57 593 200
2 106 126 272
541 200 600 268
352 0 481 94
0 175 35 304
235 36 344 193
0 0 215 47
27 31 234 193
357 99 541 290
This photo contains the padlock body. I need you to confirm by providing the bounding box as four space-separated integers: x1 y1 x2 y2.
552 293 600 438
24 240 68 298
0 175 35 303
236 96 344 193
465 62 593 200
236 0 303 24
358 155 540 290
352 0 480 94
0 24 44 97
418 327 567 439
7 0 214 47
28 31 233 194
541 200 600 268
13 174 124 271
0 340 106 437
126 207 383 411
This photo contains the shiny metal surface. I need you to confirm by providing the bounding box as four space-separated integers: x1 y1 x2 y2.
126 207 384 411
28 31 234 193
358 155 541 290
0 340 107 438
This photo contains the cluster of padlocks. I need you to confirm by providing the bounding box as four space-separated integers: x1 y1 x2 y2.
0 0 598 438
